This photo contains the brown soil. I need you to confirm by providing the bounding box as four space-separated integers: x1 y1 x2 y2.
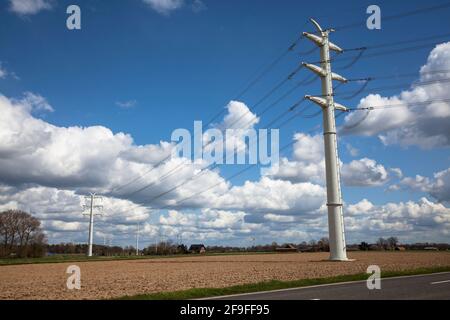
1 251 449 300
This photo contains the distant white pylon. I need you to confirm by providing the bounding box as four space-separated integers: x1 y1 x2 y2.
136 222 140 256
303 18 349 261
82 193 103 257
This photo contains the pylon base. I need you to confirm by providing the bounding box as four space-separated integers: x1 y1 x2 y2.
328 258 356 262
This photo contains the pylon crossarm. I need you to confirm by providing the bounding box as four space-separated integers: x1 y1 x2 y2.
302 32 324 47
328 42 344 53
331 72 347 83
334 102 348 111
304 95 327 108
302 62 326 77
302 62 347 83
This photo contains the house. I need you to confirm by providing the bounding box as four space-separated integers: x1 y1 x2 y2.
275 244 298 253
189 244 206 254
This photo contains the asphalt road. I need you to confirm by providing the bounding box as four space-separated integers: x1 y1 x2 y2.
208 272 450 300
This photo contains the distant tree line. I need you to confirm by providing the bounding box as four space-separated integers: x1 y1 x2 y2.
357 237 450 251
46 243 136 256
0 210 47 258
45 237 450 257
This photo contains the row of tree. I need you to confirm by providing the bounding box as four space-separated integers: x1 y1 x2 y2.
46 243 137 256
0 210 47 258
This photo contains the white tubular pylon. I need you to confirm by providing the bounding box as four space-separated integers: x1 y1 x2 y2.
304 19 349 261
83 193 103 257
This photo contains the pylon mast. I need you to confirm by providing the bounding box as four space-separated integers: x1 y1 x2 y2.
83 193 103 257
136 222 140 256
303 19 348 261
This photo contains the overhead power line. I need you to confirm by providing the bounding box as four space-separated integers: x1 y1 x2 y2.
310 40 450 66
304 1 450 34
335 77 450 98
203 35 304 129
152 134 317 211
111 38 310 196
346 98 450 112
111 34 304 195
309 77 450 99
136 99 312 207
117 64 308 199
343 32 450 52
335 1 450 32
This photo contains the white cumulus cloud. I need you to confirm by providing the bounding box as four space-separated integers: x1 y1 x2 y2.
341 42 450 149
142 0 184 15
9 0 53 15
341 158 389 187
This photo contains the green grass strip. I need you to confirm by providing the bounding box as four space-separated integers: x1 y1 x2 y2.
0 251 276 266
118 266 450 300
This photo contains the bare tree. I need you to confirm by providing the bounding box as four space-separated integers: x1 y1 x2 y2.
318 237 330 252
387 237 399 250
0 210 47 258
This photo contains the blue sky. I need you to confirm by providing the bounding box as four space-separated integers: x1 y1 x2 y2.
1 0 450 247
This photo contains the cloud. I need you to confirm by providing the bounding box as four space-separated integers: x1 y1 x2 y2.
142 0 184 15
219 177 326 215
203 100 261 162
1 91 447 245
0 62 19 80
266 133 389 187
158 209 263 242
159 196 450 244
292 133 323 163
341 158 389 187
0 185 151 242
395 167 450 203
2 183 448 245
390 168 403 179
119 141 174 165
0 93 323 215
341 42 450 149
343 197 450 242
116 100 137 109
346 198 374 216
264 213 295 223
9 0 53 15
191 0 206 13
15 91 54 113
214 100 259 131
265 157 325 184
264 133 325 185
430 168 450 203
0 94 183 191
346 143 359 157
0 64 7 79
159 210 195 226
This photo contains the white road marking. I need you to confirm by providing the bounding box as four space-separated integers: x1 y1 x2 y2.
196 272 450 300
431 280 450 285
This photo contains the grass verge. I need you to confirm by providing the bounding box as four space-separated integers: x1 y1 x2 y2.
0 251 276 266
118 266 450 300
